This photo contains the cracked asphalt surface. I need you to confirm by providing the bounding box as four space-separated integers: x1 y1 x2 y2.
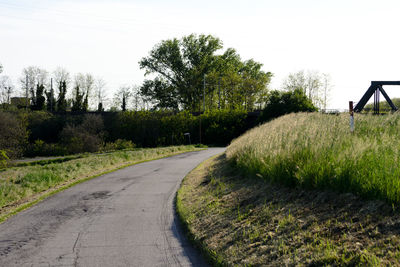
0 148 225 266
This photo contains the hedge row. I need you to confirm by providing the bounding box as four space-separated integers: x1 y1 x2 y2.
0 110 259 158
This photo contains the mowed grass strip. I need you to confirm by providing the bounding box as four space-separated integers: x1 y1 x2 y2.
227 112 400 204
177 155 400 266
0 145 200 220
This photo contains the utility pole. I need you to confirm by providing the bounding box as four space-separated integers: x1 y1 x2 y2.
199 107 202 144
50 78 53 112
25 75 28 110
203 74 206 112
6 87 11 104
218 76 221 109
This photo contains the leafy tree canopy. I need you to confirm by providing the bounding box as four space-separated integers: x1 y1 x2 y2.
139 34 272 111
258 89 317 123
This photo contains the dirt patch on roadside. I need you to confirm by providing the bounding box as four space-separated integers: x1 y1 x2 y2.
177 154 400 266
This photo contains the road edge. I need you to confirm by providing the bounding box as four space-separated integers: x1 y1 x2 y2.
175 153 226 266
0 149 205 224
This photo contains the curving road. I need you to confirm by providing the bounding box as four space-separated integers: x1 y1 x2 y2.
0 148 225 267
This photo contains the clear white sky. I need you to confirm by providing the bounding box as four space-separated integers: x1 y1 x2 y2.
1 0 400 109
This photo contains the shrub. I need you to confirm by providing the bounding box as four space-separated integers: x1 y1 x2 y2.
81 114 105 136
25 140 67 157
59 115 105 154
60 124 103 154
258 89 317 123
106 110 252 147
201 109 248 146
103 139 136 151
26 111 64 143
0 150 9 169
0 112 28 159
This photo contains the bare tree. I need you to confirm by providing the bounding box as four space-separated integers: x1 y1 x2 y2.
321 73 332 110
113 86 132 111
132 85 145 111
74 73 95 111
52 67 71 88
94 77 107 111
282 70 331 110
19 66 49 102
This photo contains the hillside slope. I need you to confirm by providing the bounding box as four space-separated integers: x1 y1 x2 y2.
227 112 400 204
177 112 400 265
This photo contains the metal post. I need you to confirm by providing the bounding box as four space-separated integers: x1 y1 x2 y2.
349 101 354 132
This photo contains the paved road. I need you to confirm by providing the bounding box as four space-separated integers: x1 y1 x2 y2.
0 148 225 266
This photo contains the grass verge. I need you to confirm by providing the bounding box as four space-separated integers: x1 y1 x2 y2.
227 112 400 205
177 154 400 266
0 145 202 223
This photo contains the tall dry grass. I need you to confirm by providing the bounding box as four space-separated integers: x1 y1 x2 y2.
226 113 400 204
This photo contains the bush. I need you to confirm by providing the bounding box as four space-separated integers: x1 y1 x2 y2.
81 114 105 136
0 150 9 169
106 110 252 147
25 140 67 157
0 112 28 159
60 124 103 154
258 89 317 123
103 139 136 151
201 109 248 146
59 114 105 154
6 110 258 157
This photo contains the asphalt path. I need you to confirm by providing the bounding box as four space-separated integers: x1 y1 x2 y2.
0 148 225 267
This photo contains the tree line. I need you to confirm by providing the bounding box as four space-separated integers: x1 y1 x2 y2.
0 34 331 113
0 65 144 112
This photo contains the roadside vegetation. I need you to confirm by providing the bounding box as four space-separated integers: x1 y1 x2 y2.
177 112 400 265
227 112 400 205
177 155 400 265
0 145 200 221
0 109 251 161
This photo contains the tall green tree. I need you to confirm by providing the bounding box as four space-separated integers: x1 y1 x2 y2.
45 86 56 112
258 89 317 123
31 84 46 110
139 34 271 111
56 81 67 112
71 85 85 112
74 73 94 110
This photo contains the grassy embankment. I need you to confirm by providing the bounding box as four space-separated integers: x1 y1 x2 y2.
0 145 201 222
177 113 400 265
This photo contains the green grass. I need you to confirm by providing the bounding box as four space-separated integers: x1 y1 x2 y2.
226 112 400 204
363 97 400 113
9 155 84 168
0 145 201 221
177 154 400 266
